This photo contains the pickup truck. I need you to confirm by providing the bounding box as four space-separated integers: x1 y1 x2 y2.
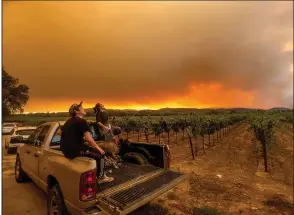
15 121 186 215
2 122 18 135
5 126 36 154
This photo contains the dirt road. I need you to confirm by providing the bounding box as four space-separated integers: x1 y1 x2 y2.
2 135 47 215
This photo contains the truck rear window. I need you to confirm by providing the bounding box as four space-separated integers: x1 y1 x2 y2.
16 129 35 135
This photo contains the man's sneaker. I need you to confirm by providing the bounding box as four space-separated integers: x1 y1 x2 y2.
97 174 114 184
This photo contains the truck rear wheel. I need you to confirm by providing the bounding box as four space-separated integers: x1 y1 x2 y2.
48 184 67 215
123 152 148 165
15 155 29 183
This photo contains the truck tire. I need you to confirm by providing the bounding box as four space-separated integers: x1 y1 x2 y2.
15 155 29 183
123 152 148 165
48 184 67 215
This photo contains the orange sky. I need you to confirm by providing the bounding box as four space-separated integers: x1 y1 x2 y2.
23 83 268 112
3 1 293 112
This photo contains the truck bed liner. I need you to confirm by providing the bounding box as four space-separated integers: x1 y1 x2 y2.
102 170 183 210
97 162 160 192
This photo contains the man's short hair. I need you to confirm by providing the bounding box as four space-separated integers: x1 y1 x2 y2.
69 102 83 116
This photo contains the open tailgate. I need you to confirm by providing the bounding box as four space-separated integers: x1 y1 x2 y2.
96 169 187 215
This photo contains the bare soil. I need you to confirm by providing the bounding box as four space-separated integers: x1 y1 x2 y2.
127 123 293 215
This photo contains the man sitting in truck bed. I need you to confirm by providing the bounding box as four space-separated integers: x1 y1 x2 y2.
93 103 121 160
60 102 114 183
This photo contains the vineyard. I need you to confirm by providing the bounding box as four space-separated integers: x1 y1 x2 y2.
110 110 293 173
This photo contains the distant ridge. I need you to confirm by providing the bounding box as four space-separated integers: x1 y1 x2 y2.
269 107 291 111
23 107 291 115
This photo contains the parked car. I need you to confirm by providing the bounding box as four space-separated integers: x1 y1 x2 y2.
5 126 36 154
15 121 187 215
2 123 18 135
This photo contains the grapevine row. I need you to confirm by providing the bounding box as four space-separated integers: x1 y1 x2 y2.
111 111 292 173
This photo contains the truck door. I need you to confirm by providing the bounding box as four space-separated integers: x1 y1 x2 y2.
34 124 53 189
23 126 43 179
32 125 51 179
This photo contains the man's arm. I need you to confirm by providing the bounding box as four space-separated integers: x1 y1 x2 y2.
84 131 105 154
97 121 111 132
97 121 105 128
78 118 104 154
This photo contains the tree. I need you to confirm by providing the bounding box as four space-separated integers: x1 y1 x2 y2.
2 67 29 116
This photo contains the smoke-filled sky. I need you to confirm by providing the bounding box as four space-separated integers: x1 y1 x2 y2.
3 1 293 112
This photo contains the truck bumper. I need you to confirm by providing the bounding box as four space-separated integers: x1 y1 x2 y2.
65 201 106 215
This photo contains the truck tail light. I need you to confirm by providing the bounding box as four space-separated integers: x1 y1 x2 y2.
79 169 96 201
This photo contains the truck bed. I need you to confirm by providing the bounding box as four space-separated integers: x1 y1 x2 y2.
98 162 160 193
103 170 183 210
96 164 186 215
49 146 160 193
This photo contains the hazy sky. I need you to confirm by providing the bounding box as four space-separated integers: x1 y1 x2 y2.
3 1 293 112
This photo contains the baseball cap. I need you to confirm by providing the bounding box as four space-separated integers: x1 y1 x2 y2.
93 103 104 112
69 101 83 116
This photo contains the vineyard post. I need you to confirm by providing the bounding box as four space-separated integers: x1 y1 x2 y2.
194 137 198 157
219 128 222 139
261 140 268 172
171 119 180 144
220 129 222 139
212 133 214 146
194 135 198 156
144 129 149 142
182 129 185 140
188 136 195 159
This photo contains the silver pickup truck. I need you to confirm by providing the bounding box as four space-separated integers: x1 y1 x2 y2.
15 121 186 215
